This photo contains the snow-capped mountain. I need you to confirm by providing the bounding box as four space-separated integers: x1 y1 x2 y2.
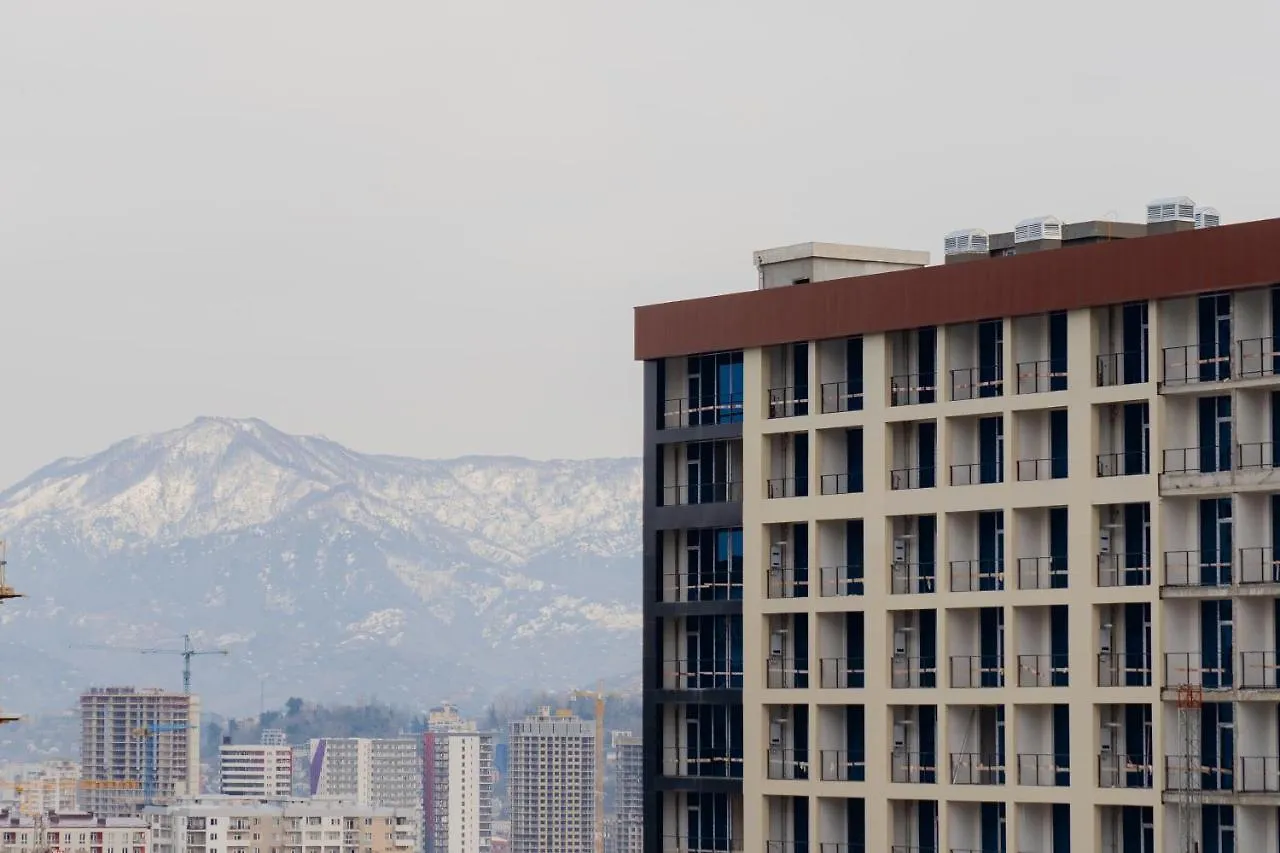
0 417 641 713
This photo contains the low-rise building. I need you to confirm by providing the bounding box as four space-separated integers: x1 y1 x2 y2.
0 809 149 853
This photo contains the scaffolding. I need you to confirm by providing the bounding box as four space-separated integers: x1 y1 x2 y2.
1176 682 1204 853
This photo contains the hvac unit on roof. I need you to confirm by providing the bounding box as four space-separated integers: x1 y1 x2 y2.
1146 196 1196 224
943 228 989 256
1195 206 1221 229
1013 216 1063 244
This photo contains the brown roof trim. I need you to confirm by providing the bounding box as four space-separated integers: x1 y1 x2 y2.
634 217 1280 361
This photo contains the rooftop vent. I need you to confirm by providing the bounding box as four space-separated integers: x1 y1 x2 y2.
1195 206 1221 229
1147 196 1196 224
1013 216 1063 244
943 228 989 256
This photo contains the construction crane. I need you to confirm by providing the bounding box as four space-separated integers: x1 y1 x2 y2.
71 633 229 694
0 540 22 603
133 722 188 806
571 681 608 853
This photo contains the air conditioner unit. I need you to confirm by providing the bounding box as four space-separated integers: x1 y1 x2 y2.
770 631 786 658
769 543 786 570
892 723 907 751
1099 625 1113 654
1098 529 1112 555
893 631 908 657
769 722 784 747
893 537 907 563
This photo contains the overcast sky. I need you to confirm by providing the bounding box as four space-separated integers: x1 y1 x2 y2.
1 0 1277 487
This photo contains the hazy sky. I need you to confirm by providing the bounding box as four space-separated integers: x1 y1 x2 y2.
2 0 1277 487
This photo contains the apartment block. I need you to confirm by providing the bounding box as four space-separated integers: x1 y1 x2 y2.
609 733 643 853
507 709 595 853
142 796 416 853
633 202 1280 853
308 739 421 850
217 744 292 799
0 809 148 853
79 688 200 816
422 705 495 853
0 761 80 815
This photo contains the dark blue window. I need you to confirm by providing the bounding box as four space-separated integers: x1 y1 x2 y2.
979 416 1004 483
1123 602 1150 687
794 433 809 498
977 511 1004 591
792 523 809 599
844 612 865 687
1052 703 1071 784
1200 600 1234 690
687 352 744 425
686 527 742 601
1202 804 1235 853
1050 606 1069 687
846 337 864 412
846 428 864 493
1051 804 1070 853
846 705 866 781
917 715 938 788
1049 410 1069 479
1048 311 1068 391
918 422 937 488
980 607 1003 687
1199 497 1233 586
1199 396 1232 473
1200 703 1235 791
845 520 865 595
980 802 1005 853
792 343 809 417
919 610 937 689
1122 402 1149 475
918 516 937 594
1121 806 1153 853
978 319 1004 397
1049 507 1068 590
1121 302 1149 384
1123 503 1151 585
1198 292 1232 383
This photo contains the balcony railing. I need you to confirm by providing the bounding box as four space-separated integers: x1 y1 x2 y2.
1240 756 1280 793
1165 755 1233 792
1239 546 1280 584
662 481 743 506
1096 351 1148 387
661 746 744 779
818 846 865 853
819 564 864 597
820 472 863 495
663 395 744 429
950 461 1003 486
1096 553 1151 587
890 655 937 688
661 659 744 691
1163 550 1232 588
662 570 744 603
1017 752 1069 786
1236 337 1280 379
765 566 809 599
1096 450 1149 477
765 747 809 780
1097 753 1153 788
1239 441 1277 470
950 654 1004 688
765 658 809 689
1163 651 1232 690
1096 652 1152 687
890 466 935 490
766 477 807 499
819 749 866 782
1016 359 1067 394
950 366 1004 401
1162 343 1232 387
1015 457 1066 481
819 656 866 689
1017 556 1067 590
1016 653 1069 687
890 373 937 407
821 380 864 414
949 752 1005 785
661 835 743 853
890 751 937 783
1239 650 1280 689
949 559 1005 592
1162 446 1232 475
891 562 937 595
767 386 809 419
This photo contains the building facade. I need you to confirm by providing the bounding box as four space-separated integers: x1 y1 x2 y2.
0 809 149 853
422 707 494 853
634 205 1280 853
609 734 642 853
307 739 421 849
0 761 80 816
217 745 293 799
507 709 595 853
79 688 200 816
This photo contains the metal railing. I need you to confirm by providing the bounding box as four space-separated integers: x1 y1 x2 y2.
950 655 1004 688
890 373 937 407
890 465 935 490
949 752 1005 785
819 749 866 782
949 559 1005 592
765 747 809 780
662 481 743 506
891 562 937 595
765 659 809 689
766 477 807 499
660 836 744 853
950 366 1004 401
767 386 809 419
1096 553 1151 587
819 564 864 597
1015 457 1066 481
1239 546 1280 584
1238 441 1276 470
819 656 866 689
1165 755 1232 792
890 655 937 688
1016 358 1067 394
1162 343 1232 386
1236 336 1280 379
1161 446 1228 475
1096 450 1149 477
1163 651 1232 689
890 751 936 783
818 845 864 853
1239 650 1280 689
661 570 743 603
660 746 744 779
662 395 745 429
661 659 744 691
1016 752 1069 786
1017 556 1067 590
1016 653 1069 687
1096 652 1152 687
820 380 864 414
765 566 809 599
820 472 862 495
1096 351 1148 387
1096 753 1153 788
1163 550 1232 588
950 461 1003 486
1240 756 1280 793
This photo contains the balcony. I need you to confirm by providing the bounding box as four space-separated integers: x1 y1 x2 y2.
1162 550 1231 590
767 386 809 420
819 564 864 597
766 657 809 689
661 658 743 692
1162 344 1232 388
661 746 743 779
819 656 866 689
1239 547 1280 585
662 481 743 506
661 836 743 853
820 473 862 496
1163 652 1232 690
1096 553 1151 587
950 655 1004 688
662 394 744 429
766 565 808 600
819 749 866 782
949 752 1005 785
890 373 936 407
766 477 806 499
950 366 1004 401
1016 359 1067 394
1240 756 1280 793
1164 756 1233 793
1096 450 1149 478
1096 652 1152 687
950 461 1003 487
1096 351 1148 387
820 381 864 414
1016 556 1066 590
1239 651 1280 690
891 562 937 595
891 656 937 688
1015 457 1066 482
1097 753 1153 788
818 846 864 853
765 748 808 780
1016 753 1068 786
1016 654 1068 688
949 560 1004 593
890 751 936 783
890 466 934 490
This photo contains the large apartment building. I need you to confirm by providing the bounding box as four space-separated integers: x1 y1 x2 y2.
307 739 421 851
609 733 643 853
633 202 1280 853
79 688 200 816
217 743 293 799
422 705 495 853
507 709 595 853
0 809 149 853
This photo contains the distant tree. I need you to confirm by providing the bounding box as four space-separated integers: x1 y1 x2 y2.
259 710 281 729
286 697 304 717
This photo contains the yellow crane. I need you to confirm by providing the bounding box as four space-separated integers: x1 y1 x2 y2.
571 681 607 853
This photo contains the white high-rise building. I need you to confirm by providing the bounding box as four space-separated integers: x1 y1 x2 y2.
307 738 422 849
79 688 200 816
422 705 495 853
609 734 642 853
218 744 293 799
508 709 595 853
